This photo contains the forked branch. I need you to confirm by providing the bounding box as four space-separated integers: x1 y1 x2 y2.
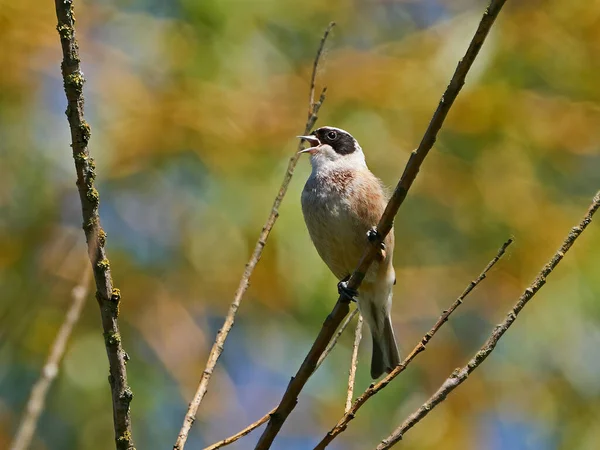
255 1 508 448
202 308 359 450
173 22 336 450
377 191 600 449
314 238 512 449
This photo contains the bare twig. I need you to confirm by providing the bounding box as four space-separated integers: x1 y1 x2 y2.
346 314 363 413
53 2 134 448
202 307 358 450
377 192 600 449
308 24 334 117
10 269 92 450
173 22 335 450
203 410 274 450
318 308 359 368
315 238 512 448
255 1 508 448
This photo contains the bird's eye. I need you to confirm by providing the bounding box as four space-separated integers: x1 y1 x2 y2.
326 130 338 141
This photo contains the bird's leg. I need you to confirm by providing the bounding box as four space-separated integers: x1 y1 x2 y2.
338 275 357 303
367 227 386 260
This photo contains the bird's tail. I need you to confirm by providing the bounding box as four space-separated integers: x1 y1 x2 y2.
370 313 400 379
359 287 400 379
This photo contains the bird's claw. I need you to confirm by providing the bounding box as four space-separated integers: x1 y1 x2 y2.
367 227 379 242
337 280 358 303
367 227 385 259
367 227 386 251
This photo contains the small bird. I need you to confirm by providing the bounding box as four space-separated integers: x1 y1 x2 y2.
298 126 400 379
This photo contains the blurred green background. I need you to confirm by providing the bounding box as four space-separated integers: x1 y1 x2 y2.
1 0 600 449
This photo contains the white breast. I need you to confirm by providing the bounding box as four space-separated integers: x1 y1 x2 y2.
301 167 364 280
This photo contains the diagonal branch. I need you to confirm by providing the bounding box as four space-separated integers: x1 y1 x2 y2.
203 411 274 450
254 1 508 448
318 308 359 367
345 314 363 413
10 268 92 450
376 191 600 449
315 238 512 449
53 2 134 449
173 22 336 450
202 307 359 450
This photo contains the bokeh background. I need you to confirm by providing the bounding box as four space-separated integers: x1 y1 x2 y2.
1 0 600 449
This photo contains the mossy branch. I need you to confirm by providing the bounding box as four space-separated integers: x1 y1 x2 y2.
53 1 134 448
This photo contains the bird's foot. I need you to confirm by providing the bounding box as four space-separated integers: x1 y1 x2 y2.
337 280 358 303
367 227 386 260
367 227 379 242
367 227 386 251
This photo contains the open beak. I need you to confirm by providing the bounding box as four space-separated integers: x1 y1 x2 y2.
297 135 321 154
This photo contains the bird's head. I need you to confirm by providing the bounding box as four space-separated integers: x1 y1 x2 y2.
297 126 365 168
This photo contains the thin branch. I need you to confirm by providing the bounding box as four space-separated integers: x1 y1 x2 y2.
173 22 335 450
255 1 508 447
377 191 600 449
202 307 358 450
318 308 359 368
346 314 363 413
53 2 134 449
9 269 92 450
315 238 513 449
309 24 334 117
203 410 274 450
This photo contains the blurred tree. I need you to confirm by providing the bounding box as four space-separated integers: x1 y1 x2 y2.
1 0 599 449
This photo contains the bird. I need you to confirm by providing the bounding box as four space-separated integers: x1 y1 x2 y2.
298 126 400 379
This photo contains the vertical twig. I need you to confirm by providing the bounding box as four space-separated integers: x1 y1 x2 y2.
173 22 336 450
308 24 333 117
9 269 92 450
53 2 134 449
314 238 513 449
345 315 363 413
255 1 508 448
376 192 600 449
